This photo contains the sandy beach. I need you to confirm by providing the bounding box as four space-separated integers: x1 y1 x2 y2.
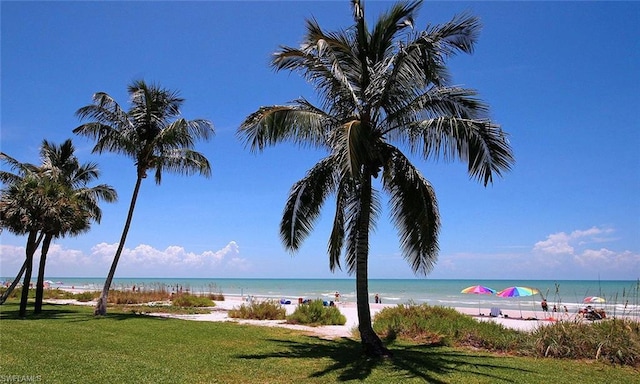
141 297 564 339
45 288 612 339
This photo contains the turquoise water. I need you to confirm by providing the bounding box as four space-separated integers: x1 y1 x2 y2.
11 277 639 316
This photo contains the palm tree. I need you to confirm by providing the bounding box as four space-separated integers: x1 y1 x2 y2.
0 174 45 316
33 139 117 313
74 80 214 315
0 140 116 316
238 0 514 357
1 153 49 315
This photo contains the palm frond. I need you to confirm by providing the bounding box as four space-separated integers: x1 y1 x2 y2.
382 146 439 275
369 0 421 61
0 152 39 182
327 180 349 271
406 116 513 185
280 157 338 251
153 149 212 184
238 104 328 151
75 92 129 129
274 19 361 115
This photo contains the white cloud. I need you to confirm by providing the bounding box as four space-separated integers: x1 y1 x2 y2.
0 243 25 272
0 241 247 278
533 226 614 255
430 226 638 280
533 232 574 255
103 241 244 275
531 227 639 278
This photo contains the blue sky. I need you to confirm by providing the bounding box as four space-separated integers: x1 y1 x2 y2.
1 1 638 281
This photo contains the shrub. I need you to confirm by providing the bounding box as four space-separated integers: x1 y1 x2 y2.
228 300 286 320
372 304 523 351
286 299 346 326
206 293 225 301
0 287 22 299
107 289 170 304
43 288 77 300
74 291 100 302
171 293 214 308
203 283 225 301
531 318 640 365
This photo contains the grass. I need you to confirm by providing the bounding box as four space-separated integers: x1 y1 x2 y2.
1 302 638 384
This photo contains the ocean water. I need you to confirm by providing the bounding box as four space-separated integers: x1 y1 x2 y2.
12 277 639 317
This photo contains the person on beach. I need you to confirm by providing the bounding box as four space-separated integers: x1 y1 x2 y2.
541 299 548 312
335 291 340 302
374 293 380 304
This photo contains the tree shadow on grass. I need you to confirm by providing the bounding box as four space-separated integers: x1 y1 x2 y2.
0 303 83 321
0 302 171 322
238 337 530 382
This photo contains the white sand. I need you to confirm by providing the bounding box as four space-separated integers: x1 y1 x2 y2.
145 298 561 338
44 296 593 339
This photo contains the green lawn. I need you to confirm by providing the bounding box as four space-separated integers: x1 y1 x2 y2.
0 303 637 383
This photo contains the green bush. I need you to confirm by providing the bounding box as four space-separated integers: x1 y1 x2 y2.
286 299 346 326
74 291 99 302
206 293 225 301
531 318 640 365
372 303 640 366
372 304 523 350
171 293 214 308
107 289 171 304
44 288 77 299
228 300 286 320
0 286 22 299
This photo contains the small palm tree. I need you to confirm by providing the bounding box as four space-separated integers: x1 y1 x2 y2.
74 80 214 315
33 139 117 313
0 140 117 316
238 0 514 357
0 170 46 316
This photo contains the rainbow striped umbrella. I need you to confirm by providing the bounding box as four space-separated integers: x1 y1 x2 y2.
496 286 539 298
461 285 496 295
583 296 605 304
461 285 496 315
497 286 539 318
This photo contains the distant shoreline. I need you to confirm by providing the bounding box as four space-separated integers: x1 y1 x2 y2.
11 277 639 318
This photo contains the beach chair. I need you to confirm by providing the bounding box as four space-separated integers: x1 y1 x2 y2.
490 307 502 317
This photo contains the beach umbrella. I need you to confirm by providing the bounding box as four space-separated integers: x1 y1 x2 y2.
496 286 539 298
497 286 539 318
461 285 496 295
583 296 605 304
461 285 496 314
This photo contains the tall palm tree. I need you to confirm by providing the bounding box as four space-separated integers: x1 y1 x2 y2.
238 0 514 357
33 139 117 313
74 80 214 315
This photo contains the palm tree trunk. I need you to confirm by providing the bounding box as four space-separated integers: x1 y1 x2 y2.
19 231 40 318
355 175 391 358
94 176 143 316
0 260 26 305
34 234 53 314
0 232 44 305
